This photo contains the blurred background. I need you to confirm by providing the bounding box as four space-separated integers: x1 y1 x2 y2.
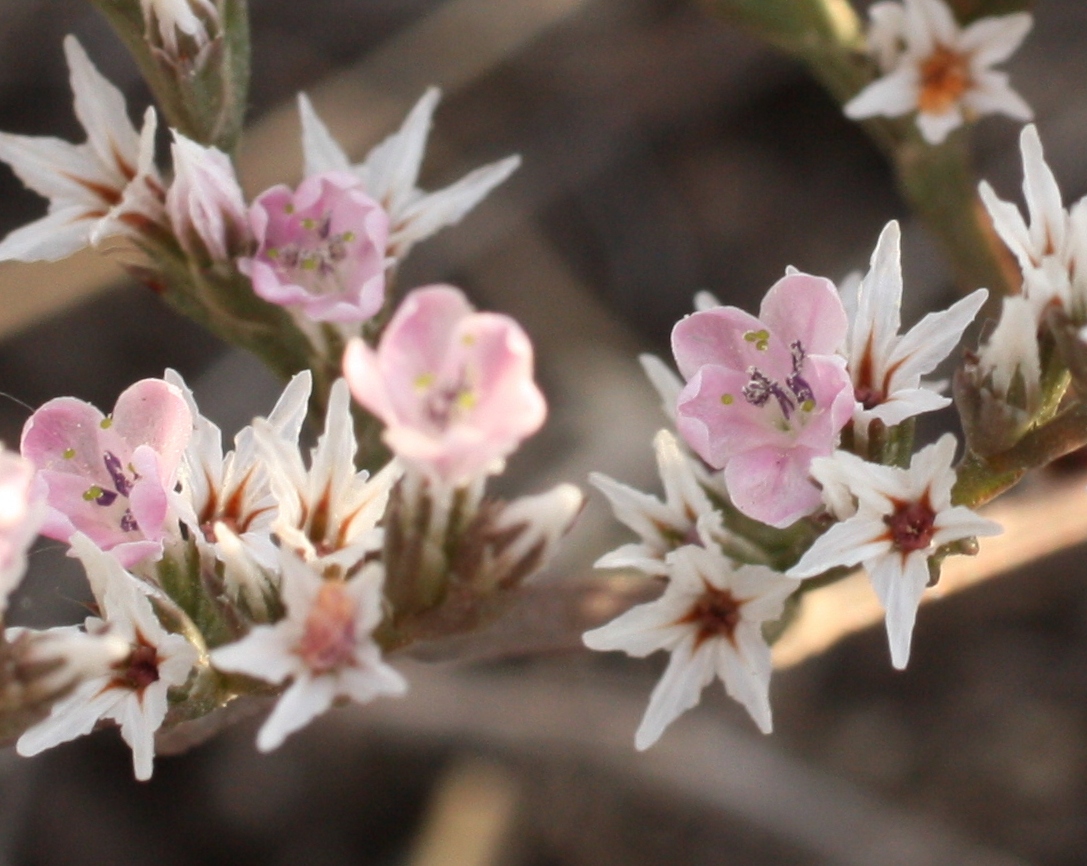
0 0 1086 863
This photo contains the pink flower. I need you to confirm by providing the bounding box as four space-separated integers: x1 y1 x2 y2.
21 380 193 567
672 273 853 528
0 449 45 614
241 172 389 323
343 285 547 486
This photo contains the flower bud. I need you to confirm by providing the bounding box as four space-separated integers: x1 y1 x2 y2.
166 131 249 263
140 0 220 66
954 296 1042 455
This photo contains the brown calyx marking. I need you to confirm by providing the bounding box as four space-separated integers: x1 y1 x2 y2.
677 582 743 648
883 493 937 553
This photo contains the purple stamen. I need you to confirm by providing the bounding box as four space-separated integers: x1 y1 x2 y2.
743 368 795 419
120 509 139 532
786 341 815 406
95 488 118 507
103 451 133 496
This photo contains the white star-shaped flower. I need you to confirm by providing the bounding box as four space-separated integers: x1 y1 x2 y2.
17 534 199 780
845 0 1033 145
788 434 1001 669
842 220 987 440
255 379 400 575
209 550 406 752
297 89 520 262
167 369 311 614
592 430 759 575
583 543 797 749
979 124 1087 320
0 36 164 262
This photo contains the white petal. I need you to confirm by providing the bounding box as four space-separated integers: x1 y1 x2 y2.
360 87 440 212
638 354 683 421
1019 124 1064 256
916 107 963 145
634 636 714 750
64 36 140 187
866 552 928 669
844 68 919 120
979 180 1034 269
862 387 950 428
114 687 164 780
582 598 687 658
0 133 105 203
17 678 121 756
392 155 520 255
717 625 773 733
789 517 892 579
256 675 337 752
885 288 988 388
932 506 1002 544
959 13 1032 67
964 71 1033 121
338 660 407 705
297 93 352 177
210 624 297 684
0 205 94 262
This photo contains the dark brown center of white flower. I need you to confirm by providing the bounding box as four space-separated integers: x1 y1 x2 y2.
677 584 742 648
883 497 937 553
112 638 160 693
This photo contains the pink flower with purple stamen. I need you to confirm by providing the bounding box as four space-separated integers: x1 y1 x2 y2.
242 172 389 323
21 379 193 567
343 285 547 487
672 272 853 528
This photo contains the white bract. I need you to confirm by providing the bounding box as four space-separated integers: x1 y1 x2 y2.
841 220 987 439
845 0 1033 144
789 435 1001 669
17 535 199 780
0 37 164 262
298 89 520 262
584 543 797 749
209 551 406 752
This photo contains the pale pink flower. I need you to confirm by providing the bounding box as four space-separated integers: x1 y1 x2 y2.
0 449 45 616
210 551 406 752
165 131 248 262
672 272 854 528
343 285 547 487
21 379 193 568
845 0 1033 145
18 535 199 781
241 172 389 323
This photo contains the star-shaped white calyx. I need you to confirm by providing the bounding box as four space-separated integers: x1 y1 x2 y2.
584 543 797 749
788 434 1001 669
17 535 199 780
0 37 164 262
209 551 406 752
592 430 757 576
842 220 987 439
256 379 400 575
979 124 1087 321
845 0 1033 145
298 89 520 262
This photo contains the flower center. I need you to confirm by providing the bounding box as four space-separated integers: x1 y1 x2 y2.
884 497 937 553
296 582 358 674
113 640 160 692
417 369 476 432
741 341 816 421
266 213 357 287
678 584 743 648
82 451 140 533
918 46 971 115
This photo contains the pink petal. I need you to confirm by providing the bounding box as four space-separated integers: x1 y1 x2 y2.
758 272 848 356
724 445 824 528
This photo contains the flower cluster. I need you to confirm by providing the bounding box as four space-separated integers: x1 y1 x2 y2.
585 220 998 746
